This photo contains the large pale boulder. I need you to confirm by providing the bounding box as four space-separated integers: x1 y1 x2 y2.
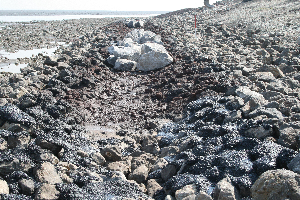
0 180 9 194
107 45 142 62
251 169 300 200
34 162 62 184
125 29 162 44
136 50 173 72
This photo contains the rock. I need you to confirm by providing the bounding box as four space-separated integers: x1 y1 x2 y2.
248 107 284 120
114 58 137 71
0 137 7 150
128 164 149 184
243 126 273 139
213 177 240 200
34 162 62 184
101 146 122 162
35 183 60 200
0 158 22 176
35 136 62 155
161 164 177 181
0 103 36 127
175 184 197 200
107 161 131 176
19 178 35 195
91 152 106 166
0 180 9 194
251 169 300 200
126 20 144 28
165 195 176 200
297 37 300 45
278 123 300 150
147 179 163 197
126 29 162 44
151 158 168 172
269 65 285 78
235 86 266 106
160 146 180 157
136 50 173 72
108 45 142 62
288 153 300 173
195 192 213 200
7 131 31 148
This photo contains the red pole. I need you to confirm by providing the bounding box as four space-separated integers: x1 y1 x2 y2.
195 15 197 28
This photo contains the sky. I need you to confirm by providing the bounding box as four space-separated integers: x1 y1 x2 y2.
0 0 219 11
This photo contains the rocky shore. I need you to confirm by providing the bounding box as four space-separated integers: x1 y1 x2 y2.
1 0 300 199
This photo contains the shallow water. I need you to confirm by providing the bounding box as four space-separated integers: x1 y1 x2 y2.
0 47 59 73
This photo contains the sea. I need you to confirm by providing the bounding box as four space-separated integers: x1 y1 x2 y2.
0 10 168 73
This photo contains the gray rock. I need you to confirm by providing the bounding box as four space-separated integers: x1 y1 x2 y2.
34 162 62 184
101 146 122 162
248 107 284 120
91 152 106 166
114 58 137 71
160 146 179 157
136 50 173 72
151 158 168 172
126 29 162 44
278 123 300 150
235 86 266 106
161 164 177 182
0 158 21 176
195 192 213 200
7 131 30 148
251 169 300 200
107 161 131 176
244 126 273 139
147 179 163 197
0 179 9 194
19 178 35 196
288 153 300 173
175 184 197 200
128 164 149 184
213 177 240 200
108 45 142 62
35 183 60 200
35 136 61 155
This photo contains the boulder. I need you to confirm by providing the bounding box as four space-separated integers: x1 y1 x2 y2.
278 123 300 150
213 177 240 200
128 164 149 184
0 180 9 194
251 169 300 200
34 162 62 184
19 178 35 196
125 29 162 44
147 179 163 197
136 50 173 72
196 192 213 200
175 184 197 200
108 45 142 62
161 164 177 181
114 58 137 71
35 183 60 200
288 153 300 173
107 161 131 176
235 86 266 106
91 152 106 166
